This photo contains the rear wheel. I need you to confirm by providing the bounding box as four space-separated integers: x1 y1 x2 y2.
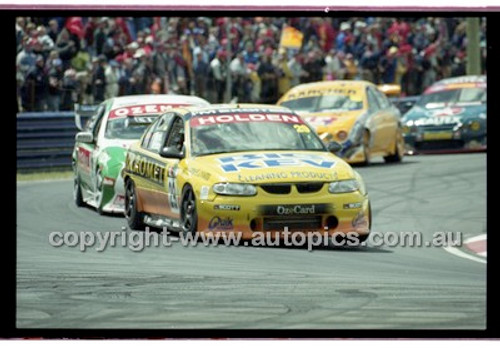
180 185 198 239
125 179 145 230
94 168 105 214
73 174 85 207
384 128 404 163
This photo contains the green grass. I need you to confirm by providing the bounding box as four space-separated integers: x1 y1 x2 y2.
17 170 73 182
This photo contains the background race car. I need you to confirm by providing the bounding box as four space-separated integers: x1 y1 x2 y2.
277 80 405 165
401 75 486 153
72 94 209 214
123 104 371 243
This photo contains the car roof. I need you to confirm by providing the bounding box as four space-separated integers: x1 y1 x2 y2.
287 80 374 92
109 94 209 109
433 75 486 86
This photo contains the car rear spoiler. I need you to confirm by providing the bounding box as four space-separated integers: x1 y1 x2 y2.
74 103 100 131
377 84 401 97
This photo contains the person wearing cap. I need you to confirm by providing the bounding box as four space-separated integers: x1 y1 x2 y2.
46 57 64 111
105 60 120 99
24 55 49 111
37 25 55 52
336 21 352 53
379 46 399 84
91 54 107 103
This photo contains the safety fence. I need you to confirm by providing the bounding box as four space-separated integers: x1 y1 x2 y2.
17 107 95 172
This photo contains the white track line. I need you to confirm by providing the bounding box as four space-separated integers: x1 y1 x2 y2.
443 245 486 264
464 234 487 244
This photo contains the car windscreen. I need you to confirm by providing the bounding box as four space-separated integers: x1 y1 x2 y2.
190 113 326 156
105 116 159 140
417 87 486 108
280 94 363 112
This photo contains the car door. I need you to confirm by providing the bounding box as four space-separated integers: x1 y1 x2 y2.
134 112 183 219
365 87 386 153
373 88 400 150
77 103 106 194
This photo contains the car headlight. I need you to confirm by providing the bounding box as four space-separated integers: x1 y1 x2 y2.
213 183 257 196
468 120 481 131
328 179 360 194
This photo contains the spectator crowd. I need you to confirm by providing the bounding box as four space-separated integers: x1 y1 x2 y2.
16 16 487 112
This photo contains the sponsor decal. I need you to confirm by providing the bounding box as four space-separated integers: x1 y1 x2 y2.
344 202 362 209
124 152 165 185
200 186 209 200
109 104 189 119
214 204 240 211
305 116 337 127
285 87 359 100
190 113 304 127
415 116 461 126
259 204 331 216
77 147 91 170
188 167 211 181
208 216 234 230
167 164 179 213
218 153 336 173
431 107 464 117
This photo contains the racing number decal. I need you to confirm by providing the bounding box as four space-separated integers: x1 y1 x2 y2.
293 124 311 133
167 165 180 214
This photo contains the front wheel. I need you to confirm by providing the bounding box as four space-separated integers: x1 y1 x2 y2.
360 130 371 166
384 128 404 163
180 185 198 239
125 179 145 230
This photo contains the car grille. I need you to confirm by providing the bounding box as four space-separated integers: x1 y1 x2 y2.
418 124 456 131
263 216 323 231
416 140 464 150
260 184 291 194
296 183 324 193
260 183 324 194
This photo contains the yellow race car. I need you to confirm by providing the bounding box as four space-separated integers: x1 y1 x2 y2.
122 104 371 243
277 80 405 164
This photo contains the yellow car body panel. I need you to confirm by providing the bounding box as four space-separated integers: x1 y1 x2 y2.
278 80 404 164
123 105 371 240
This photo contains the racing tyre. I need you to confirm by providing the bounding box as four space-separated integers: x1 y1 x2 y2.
73 175 85 207
384 128 404 163
360 130 371 166
94 168 105 215
180 185 198 239
125 179 145 230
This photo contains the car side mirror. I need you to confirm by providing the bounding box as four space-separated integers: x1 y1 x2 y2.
326 141 343 153
75 131 94 144
159 146 184 159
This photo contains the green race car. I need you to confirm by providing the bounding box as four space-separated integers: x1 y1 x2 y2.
72 94 209 214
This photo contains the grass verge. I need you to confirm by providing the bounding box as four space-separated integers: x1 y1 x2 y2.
17 170 73 182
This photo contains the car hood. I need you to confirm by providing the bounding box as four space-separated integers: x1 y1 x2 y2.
185 150 355 184
295 110 362 131
403 103 486 126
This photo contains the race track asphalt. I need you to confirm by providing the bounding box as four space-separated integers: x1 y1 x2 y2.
16 153 487 330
